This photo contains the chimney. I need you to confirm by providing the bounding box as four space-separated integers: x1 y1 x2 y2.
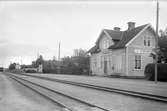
114 27 121 31
128 22 135 30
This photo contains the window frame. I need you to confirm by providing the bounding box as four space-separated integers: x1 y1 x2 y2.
134 55 141 70
144 36 151 47
103 39 110 49
144 36 147 46
147 36 151 46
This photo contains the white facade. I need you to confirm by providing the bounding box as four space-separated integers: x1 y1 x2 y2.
15 64 21 69
89 24 156 77
38 64 43 73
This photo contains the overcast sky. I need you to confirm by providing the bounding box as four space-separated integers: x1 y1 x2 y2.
0 0 167 67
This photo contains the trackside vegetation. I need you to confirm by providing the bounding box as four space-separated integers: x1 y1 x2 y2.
144 63 167 81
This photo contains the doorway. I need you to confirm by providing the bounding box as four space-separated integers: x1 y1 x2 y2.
104 60 107 74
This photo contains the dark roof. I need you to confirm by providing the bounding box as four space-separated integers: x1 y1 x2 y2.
104 29 123 40
87 45 100 54
88 24 150 53
109 24 149 49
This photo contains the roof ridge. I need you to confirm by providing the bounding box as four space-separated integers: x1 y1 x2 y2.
104 29 123 32
104 24 149 32
108 23 150 49
124 24 149 32
88 23 152 53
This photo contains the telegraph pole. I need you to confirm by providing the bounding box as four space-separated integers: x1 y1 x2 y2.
155 0 159 83
57 42 61 74
58 42 61 62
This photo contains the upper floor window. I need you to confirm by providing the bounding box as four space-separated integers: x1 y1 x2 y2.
144 36 151 46
144 37 146 46
103 39 110 49
147 36 151 46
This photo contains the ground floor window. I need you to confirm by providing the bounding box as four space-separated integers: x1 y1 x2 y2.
135 55 141 69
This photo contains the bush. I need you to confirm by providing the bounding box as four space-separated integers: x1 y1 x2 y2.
144 63 167 81
42 69 57 73
25 70 36 73
10 69 25 74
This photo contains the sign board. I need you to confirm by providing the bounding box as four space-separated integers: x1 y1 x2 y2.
134 49 150 54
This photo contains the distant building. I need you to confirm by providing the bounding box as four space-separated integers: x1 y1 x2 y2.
37 64 43 73
88 22 156 77
0 67 4 72
23 68 38 72
15 63 21 69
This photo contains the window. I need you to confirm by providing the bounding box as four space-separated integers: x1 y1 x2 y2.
106 40 110 48
135 55 141 69
144 36 147 46
103 39 110 49
144 36 151 46
147 36 151 46
103 40 106 49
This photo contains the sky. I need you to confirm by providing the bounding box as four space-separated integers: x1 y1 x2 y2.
0 0 167 67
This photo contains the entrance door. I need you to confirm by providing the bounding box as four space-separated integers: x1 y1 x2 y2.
104 60 107 74
113 55 122 73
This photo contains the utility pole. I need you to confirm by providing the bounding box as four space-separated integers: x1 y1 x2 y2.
58 42 61 62
155 0 159 83
57 42 61 74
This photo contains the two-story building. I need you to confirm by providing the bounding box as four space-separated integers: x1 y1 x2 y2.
88 22 156 77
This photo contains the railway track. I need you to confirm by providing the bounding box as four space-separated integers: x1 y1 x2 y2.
10 73 167 103
7 73 111 111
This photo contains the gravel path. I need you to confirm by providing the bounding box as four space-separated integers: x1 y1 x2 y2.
0 73 59 111
28 73 167 97
18 74 167 111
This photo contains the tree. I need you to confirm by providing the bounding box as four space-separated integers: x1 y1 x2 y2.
160 28 167 37
158 34 167 63
60 49 90 75
21 64 33 68
43 60 58 73
150 29 167 63
61 56 75 74
9 63 16 70
36 55 44 65
73 49 90 74
72 55 90 74
73 48 87 57
72 51 89 73
32 55 44 68
28 49 90 75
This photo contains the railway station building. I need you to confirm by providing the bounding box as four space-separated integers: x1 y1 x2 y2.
88 22 156 77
